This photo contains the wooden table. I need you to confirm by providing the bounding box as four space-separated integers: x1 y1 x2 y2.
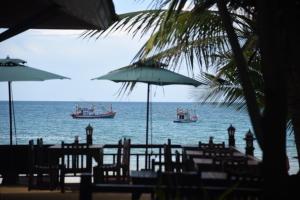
183 146 261 171
130 170 158 199
185 150 244 158
193 157 214 171
201 171 227 180
130 170 158 185
193 157 260 165
193 157 261 173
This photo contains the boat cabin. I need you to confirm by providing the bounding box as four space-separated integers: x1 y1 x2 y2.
174 108 198 123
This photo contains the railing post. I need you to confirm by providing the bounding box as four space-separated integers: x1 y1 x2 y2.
151 158 155 171
209 136 214 144
244 130 255 156
144 150 148 170
80 173 92 200
175 150 180 172
86 124 93 145
159 147 162 171
227 124 236 147
137 154 139 171
148 150 152 170
113 154 116 165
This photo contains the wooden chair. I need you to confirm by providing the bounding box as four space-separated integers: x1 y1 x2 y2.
94 138 131 183
181 148 197 172
60 141 91 192
93 139 122 183
174 150 183 172
152 143 183 172
28 139 60 191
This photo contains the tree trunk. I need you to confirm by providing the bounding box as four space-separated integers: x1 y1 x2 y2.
289 91 300 171
288 68 300 170
286 2 300 172
258 0 288 199
216 0 263 150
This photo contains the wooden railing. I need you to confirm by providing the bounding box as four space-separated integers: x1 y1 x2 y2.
102 143 183 171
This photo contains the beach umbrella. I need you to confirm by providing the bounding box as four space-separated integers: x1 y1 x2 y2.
92 60 203 169
0 0 117 42
0 57 70 145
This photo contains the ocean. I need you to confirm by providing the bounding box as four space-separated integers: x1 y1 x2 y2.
0 101 298 174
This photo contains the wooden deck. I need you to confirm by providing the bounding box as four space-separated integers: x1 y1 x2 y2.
0 186 151 200
0 140 263 200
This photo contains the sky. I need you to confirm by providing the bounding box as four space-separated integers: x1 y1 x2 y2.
0 1 203 102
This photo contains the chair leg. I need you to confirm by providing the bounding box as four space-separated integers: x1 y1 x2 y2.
60 169 65 193
116 170 120 182
28 172 33 191
93 167 104 184
50 168 58 190
105 170 109 183
37 172 42 186
100 168 105 183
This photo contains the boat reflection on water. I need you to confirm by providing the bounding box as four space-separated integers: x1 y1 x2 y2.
71 104 116 119
173 108 198 123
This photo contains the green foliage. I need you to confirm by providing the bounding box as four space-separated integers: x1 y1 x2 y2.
86 0 259 108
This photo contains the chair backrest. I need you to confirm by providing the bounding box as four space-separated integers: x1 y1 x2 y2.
121 139 131 166
28 140 35 170
36 138 47 166
115 139 122 167
61 141 90 175
121 138 131 177
37 138 43 146
164 143 172 172
28 139 48 167
174 150 182 172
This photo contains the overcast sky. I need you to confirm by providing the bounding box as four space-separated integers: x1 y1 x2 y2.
0 1 202 102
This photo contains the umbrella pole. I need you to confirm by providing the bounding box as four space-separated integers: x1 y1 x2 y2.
145 83 150 169
8 81 13 146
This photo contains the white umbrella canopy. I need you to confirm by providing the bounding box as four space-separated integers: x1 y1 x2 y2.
0 57 70 145
92 60 203 169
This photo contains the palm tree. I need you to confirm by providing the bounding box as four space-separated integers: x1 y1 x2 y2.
88 0 295 198
195 51 264 110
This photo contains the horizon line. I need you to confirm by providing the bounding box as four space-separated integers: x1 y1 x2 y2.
0 100 233 104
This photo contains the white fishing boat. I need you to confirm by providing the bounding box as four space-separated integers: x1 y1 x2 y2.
173 108 198 123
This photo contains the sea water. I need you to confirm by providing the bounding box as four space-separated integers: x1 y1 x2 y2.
0 101 298 174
